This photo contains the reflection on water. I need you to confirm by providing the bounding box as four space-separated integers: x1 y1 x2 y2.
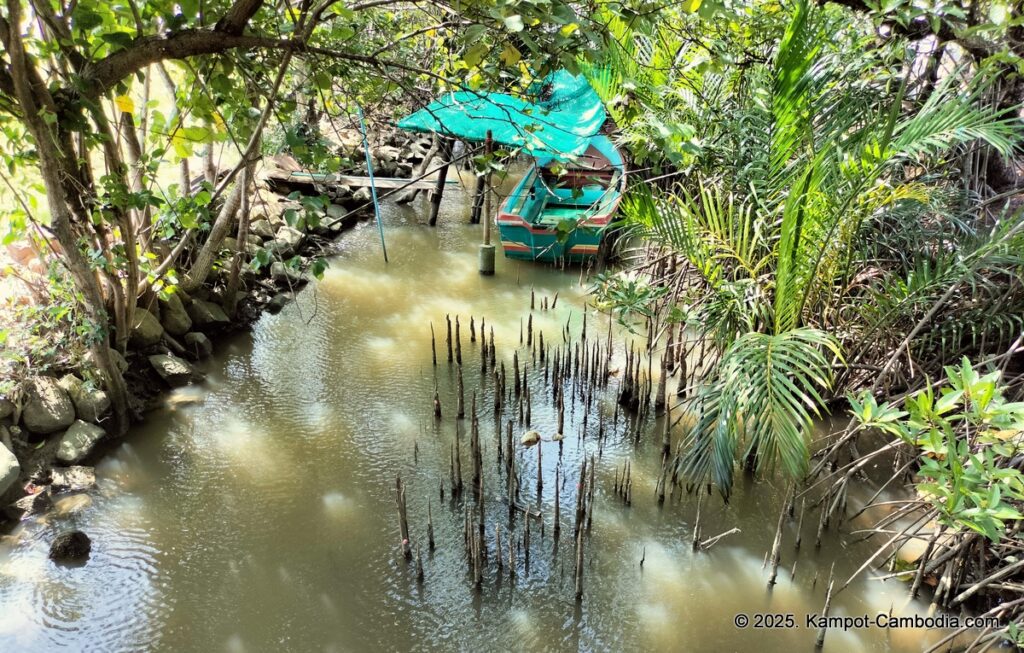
0 192 956 651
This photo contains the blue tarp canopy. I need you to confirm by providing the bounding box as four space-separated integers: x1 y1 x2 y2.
396 71 606 160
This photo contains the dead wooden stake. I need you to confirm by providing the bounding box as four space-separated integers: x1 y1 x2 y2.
445 315 453 363
553 466 561 541
574 527 584 602
524 512 531 570
457 366 465 419
692 489 703 550
536 439 542 495
495 525 503 571
396 475 412 560
767 505 786 586
430 322 437 366
795 499 806 550
815 569 835 649
427 500 435 551
470 316 476 343
455 316 462 365
416 545 424 582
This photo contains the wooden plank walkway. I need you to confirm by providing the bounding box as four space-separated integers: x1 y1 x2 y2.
284 172 459 190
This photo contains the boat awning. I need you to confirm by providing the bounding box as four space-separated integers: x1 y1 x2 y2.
396 71 606 160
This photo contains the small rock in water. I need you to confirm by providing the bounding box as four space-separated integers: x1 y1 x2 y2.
53 494 93 518
552 432 565 442
521 430 541 447
50 466 97 493
49 530 91 563
183 332 214 359
149 354 201 388
13 489 52 518
266 293 292 315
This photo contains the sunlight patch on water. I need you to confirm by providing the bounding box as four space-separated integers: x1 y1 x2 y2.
322 492 356 519
204 416 293 485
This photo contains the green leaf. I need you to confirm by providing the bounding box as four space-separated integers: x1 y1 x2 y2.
504 15 524 32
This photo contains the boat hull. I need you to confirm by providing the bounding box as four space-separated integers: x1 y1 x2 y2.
496 135 624 263
499 222 605 262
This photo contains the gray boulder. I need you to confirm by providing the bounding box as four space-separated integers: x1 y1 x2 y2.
159 293 193 336
14 489 52 517
148 354 199 387
250 219 275 239
270 261 302 285
130 308 164 347
0 397 13 421
353 187 372 203
266 293 292 314
57 420 106 463
58 375 110 422
50 466 96 493
263 238 294 258
22 377 75 434
0 442 19 497
183 332 213 359
186 298 230 328
49 530 91 563
275 226 305 250
84 347 129 374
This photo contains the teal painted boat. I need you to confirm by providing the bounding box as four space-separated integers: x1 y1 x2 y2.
397 71 624 262
497 135 625 262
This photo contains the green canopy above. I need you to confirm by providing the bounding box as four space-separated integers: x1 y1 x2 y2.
396 71 606 160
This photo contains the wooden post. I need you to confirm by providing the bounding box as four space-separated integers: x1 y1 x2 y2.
428 138 452 226
396 476 412 560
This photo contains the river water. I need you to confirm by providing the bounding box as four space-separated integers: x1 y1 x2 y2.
0 192 959 652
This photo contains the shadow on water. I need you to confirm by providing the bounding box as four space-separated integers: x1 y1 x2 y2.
0 189 972 652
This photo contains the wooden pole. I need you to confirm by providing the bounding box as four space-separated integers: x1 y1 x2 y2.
428 138 452 226
396 475 411 559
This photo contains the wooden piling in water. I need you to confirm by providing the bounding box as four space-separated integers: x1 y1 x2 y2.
553 466 561 541
815 567 835 649
457 366 465 419
396 475 412 560
470 316 476 343
427 500 435 551
445 315 453 363
455 317 462 365
427 139 452 226
573 458 587 539
416 545 424 582
574 526 584 602
692 488 703 550
586 456 595 532
454 426 464 496
480 328 487 373
525 386 531 426
767 505 785 586
430 323 437 366
795 499 806 550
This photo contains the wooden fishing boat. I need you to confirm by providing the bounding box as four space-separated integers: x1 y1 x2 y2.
398 70 625 263
497 134 624 262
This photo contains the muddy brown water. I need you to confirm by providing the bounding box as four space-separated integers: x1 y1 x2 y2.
0 192 961 652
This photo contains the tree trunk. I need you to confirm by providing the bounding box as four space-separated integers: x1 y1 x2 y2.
3 1 131 434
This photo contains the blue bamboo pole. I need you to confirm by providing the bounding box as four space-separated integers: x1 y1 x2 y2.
357 105 388 263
